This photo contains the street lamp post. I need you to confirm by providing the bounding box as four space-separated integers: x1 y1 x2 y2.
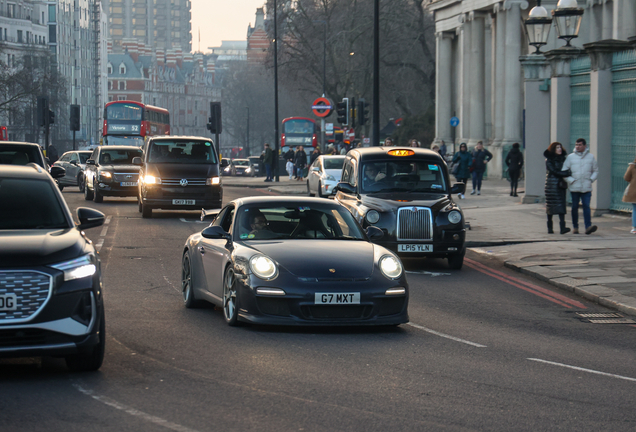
273 0 280 182
524 0 552 54
246 106 250 156
552 0 584 47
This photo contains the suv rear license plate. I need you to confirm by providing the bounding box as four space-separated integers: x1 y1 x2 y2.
0 294 17 311
172 199 196 205
398 244 433 252
120 182 137 187
315 293 360 304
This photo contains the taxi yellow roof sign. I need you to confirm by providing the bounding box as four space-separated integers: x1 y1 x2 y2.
387 149 415 156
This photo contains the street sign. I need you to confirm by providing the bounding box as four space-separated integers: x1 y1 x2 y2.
312 97 333 118
363 137 370 144
450 116 460 127
325 123 333 132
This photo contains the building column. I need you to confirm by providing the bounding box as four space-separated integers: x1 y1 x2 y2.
622 0 636 40
602 0 613 40
492 4 506 147
468 12 486 147
502 0 527 147
520 55 551 203
545 49 581 148
434 32 454 147
459 18 471 143
585 40 632 214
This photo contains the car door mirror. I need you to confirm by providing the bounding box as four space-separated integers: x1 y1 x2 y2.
201 225 231 240
451 183 466 195
50 166 66 179
334 182 356 195
365 226 384 240
86 159 96 165
76 207 105 230
311 166 320 172
132 156 143 166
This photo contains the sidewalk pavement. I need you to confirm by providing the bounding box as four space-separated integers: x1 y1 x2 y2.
223 175 636 318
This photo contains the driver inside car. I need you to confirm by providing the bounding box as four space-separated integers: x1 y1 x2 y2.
247 212 279 239
363 163 386 187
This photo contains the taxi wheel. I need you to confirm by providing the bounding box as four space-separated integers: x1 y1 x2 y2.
223 267 241 326
141 203 152 218
447 252 464 270
137 195 142 213
307 181 315 197
84 181 94 201
93 187 103 203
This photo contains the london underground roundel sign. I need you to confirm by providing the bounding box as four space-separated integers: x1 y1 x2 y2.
312 97 333 118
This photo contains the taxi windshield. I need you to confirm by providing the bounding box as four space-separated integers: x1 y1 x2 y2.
361 161 447 194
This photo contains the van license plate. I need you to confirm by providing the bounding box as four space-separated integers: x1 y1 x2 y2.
0 294 17 311
398 244 433 252
172 199 196 205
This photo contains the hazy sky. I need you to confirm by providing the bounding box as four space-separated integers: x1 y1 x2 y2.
191 0 267 52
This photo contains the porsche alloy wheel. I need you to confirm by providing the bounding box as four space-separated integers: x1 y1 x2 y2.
223 267 240 326
182 254 199 308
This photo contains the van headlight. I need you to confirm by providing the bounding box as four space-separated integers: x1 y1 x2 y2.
144 174 161 185
447 210 462 224
249 255 278 280
206 177 220 185
379 255 403 279
50 255 97 281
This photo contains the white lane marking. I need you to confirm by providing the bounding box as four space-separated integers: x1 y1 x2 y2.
105 216 112 224
100 226 109 237
405 270 451 277
164 275 180 293
180 218 207 224
407 323 487 347
95 239 104 252
73 383 201 432
527 358 636 382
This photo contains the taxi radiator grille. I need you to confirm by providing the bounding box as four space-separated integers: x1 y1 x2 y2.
161 178 207 186
397 207 433 240
0 271 51 322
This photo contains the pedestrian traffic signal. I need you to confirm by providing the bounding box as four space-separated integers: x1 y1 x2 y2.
48 109 55 125
336 98 349 125
349 97 356 129
358 99 369 126
207 101 222 134
70 105 80 131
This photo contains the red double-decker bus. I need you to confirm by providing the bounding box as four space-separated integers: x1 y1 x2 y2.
281 117 318 150
102 101 170 147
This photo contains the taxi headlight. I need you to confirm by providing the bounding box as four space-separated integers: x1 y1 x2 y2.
144 174 161 185
379 255 403 279
249 255 278 280
366 210 380 224
206 177 220 185
50 255 97 281
448 210 462 224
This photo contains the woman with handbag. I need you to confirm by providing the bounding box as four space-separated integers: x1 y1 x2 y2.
544 142 571 234
622 155 636 234
451 143 472 199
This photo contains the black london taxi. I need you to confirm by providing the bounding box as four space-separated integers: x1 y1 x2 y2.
333 147 467 269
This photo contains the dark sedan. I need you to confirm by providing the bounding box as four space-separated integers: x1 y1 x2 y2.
83 145 142 203
181 196 409 326
0 164 106 371
334 147 467 269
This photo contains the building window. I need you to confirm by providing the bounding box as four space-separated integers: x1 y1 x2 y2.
119 81 125 90
48 4 55 22
7 3 15 18
118 96 126 101
107 63 112 74
108 81 112 90
17 30 22 43
119 63 126 74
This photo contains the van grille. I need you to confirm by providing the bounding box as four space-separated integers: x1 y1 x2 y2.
161 178 207 186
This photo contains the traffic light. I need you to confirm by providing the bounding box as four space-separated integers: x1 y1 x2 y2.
336 98 349 125
207 101 222 134
48 109 55 125
70 105 80 131
358 98 369 126
349 97 356 128
37 96 48 127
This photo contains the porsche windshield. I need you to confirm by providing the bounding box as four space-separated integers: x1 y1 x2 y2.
238 204 365 240
361 161 447 194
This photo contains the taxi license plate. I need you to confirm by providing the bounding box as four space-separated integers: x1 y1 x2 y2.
172 199 196 205
0 294 17 311
120 182 137 187
315 293 360 304
398 244 433 252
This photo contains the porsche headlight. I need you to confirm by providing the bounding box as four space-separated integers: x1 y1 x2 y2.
447 210 462 224
144 174 161 185
206 177 220 185
366 210 380 224
379 255 403 279
249 255 278 280
50 255 97 281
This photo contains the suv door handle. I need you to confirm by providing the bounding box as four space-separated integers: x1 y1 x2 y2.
198 246 205 255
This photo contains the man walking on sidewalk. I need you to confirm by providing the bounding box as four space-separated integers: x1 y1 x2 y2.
563 138 599 234
470 141 492 195
263 143 274 182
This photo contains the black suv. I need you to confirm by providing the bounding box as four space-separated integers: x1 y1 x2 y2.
0 164 106 371
134 136 222 218
83 145 143 203
334 147 467 269
0 141 65 180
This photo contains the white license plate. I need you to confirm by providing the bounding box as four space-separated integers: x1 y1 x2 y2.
315 293 360 304
398 244 433 252
0 294 17 311
172 199 196 205
120 182 137 187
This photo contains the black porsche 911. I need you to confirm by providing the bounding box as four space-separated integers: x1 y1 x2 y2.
181 196 409 326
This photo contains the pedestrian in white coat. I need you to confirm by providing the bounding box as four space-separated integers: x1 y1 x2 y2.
562 138 599 234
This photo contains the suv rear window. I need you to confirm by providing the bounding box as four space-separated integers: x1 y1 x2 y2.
0 178 68 229
0 146 43 167
148 140 218 164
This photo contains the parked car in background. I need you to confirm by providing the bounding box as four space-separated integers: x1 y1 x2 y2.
83 146 143 203
0 164 106 371
220 158 235 176
53 150 93 192
232 158 253 176
307 155 345 198
334 147 467 269
248 156 262 177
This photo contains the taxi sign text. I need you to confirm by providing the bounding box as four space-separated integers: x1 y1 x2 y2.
387 149 415 156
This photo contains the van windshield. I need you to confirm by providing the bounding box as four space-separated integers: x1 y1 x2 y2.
148 140 218 164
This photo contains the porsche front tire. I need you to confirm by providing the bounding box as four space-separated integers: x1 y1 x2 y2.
223 267 241 326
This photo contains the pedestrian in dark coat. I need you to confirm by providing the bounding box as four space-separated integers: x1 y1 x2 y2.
309 147 321 165
451 143 472 199
294 146 307 180
505 143 524 197
469 141 492 195
544 142 571 234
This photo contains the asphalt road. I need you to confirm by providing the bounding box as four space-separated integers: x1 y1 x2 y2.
1 185 635 431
